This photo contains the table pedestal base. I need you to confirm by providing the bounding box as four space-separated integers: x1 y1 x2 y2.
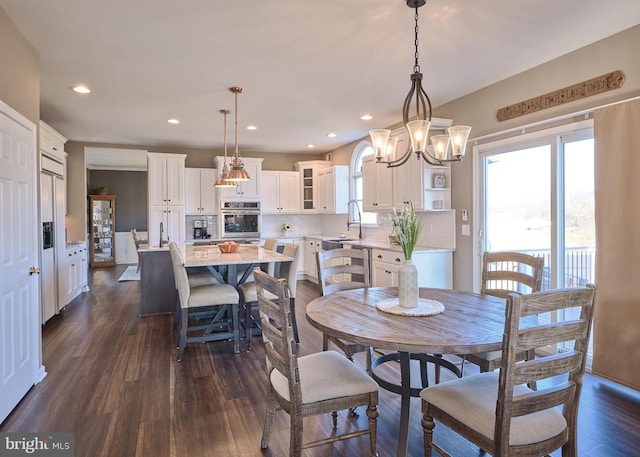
370 351 461 457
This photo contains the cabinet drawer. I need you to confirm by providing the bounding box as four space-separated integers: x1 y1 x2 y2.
371 249 404 265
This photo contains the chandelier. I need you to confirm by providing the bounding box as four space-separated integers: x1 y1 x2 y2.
214 109 236 188
225 86 251 181
369 0 471 167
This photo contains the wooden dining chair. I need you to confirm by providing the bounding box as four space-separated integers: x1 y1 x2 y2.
169 242 241 358
421 285 596 457
462 251 544 375
239 242 301 350
316 248 372 371
253 269 379 457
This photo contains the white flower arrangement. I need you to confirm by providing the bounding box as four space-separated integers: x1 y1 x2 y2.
388 201 422 260
280 223 292 232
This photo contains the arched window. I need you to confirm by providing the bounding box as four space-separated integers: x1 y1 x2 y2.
350 141 377 225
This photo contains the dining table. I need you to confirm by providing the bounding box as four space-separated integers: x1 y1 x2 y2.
305 286 513 457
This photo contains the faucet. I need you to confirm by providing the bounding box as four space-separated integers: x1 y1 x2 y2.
347 199 363 240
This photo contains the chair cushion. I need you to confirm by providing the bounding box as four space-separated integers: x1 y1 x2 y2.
187 284 239 308
238 281 276 303
270 351 377 404
420 372 567 446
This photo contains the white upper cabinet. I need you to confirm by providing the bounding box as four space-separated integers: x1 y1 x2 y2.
262 171 300 214
215 156 263 201
185 168 218 214
362 154 393 212
317 166 349 214
295 160 331 213
148 152 186 207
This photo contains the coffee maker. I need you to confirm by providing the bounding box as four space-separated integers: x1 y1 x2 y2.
193 219 209 239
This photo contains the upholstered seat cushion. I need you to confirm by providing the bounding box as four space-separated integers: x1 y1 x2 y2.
187 283 239 308
270 350 378 404
238 281 276 303
420 372 567 446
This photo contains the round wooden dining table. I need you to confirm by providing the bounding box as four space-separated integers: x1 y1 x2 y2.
305 286 509 457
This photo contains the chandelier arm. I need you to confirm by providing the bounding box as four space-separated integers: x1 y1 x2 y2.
402 79 417 125
383 145 415 168
419 149 445 166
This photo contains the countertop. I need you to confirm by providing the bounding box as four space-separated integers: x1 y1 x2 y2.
302 234 453 253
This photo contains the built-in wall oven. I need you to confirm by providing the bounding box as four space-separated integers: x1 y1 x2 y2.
220 201 261 240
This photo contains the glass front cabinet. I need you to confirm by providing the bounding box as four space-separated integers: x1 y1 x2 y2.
90 195 116 267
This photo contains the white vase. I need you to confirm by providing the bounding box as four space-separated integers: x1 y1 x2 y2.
398 259 419 308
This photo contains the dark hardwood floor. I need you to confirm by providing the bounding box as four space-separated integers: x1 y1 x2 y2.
2 265 639 456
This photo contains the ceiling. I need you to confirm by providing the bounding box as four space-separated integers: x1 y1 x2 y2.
2 0 639 157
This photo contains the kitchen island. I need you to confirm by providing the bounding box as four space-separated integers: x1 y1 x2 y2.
138 244 292 316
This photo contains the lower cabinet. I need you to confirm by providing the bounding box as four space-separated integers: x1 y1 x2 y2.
303 238 323 282
65 242 88 305
371 248 453 289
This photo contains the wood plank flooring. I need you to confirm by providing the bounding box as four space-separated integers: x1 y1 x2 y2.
2 265 639 456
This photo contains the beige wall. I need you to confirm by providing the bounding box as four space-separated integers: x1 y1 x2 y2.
442 25 640 291
0 7 39 124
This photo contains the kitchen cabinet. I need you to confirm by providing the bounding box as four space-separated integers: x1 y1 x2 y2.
148 206 185 247
185 168 218 214
148 152 186 207
362 154 394 212
262 171 301 214
148 152 186 246
303 238 323 281
65 242 87 304
317 166 349 214
370 248 453 288
215 156 263 200
90 195 116 267
295 160 331 213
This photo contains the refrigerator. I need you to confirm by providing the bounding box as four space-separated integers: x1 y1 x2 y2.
40 160 66 323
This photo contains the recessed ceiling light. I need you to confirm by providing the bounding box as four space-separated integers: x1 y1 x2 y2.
361 114 373 121
246 125 257 130
71 85 91 94
167 118 180 124
306 144 315 149
326 132 337 138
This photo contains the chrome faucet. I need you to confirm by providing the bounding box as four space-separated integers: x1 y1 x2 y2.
347 199 363 240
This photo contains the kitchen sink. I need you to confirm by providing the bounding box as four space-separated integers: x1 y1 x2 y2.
322 238 359 250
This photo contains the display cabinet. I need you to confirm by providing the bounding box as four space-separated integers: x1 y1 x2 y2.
90 195 116 267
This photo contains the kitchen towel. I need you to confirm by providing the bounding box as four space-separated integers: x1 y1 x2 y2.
118 266 140 282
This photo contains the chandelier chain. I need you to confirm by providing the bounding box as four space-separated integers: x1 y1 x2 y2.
414 8 420 73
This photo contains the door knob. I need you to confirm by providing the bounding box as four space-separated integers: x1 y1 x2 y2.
29 266 41 275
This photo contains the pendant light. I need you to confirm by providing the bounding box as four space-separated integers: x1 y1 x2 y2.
225 86 251 181
369 0 471 167
214 109 237 188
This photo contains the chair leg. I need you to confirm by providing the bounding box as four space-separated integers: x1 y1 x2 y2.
261 386 276 450
290 408 304 457
366 403 379 457
232 302 240 354
422 402 436 455
177 307 188 361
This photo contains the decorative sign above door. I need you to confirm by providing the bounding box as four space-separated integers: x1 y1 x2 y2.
497 70 625 122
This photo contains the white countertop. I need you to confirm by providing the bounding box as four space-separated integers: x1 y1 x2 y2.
302 234 453 253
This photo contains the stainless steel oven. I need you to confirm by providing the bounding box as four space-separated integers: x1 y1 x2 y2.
220 201 261 239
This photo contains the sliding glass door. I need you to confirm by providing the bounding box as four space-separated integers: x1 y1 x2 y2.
479 124 595 357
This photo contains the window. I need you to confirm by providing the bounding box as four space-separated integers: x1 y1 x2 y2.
475 120 595 361
351 141 377 225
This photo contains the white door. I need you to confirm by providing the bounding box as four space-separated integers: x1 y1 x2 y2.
0 101 42 423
